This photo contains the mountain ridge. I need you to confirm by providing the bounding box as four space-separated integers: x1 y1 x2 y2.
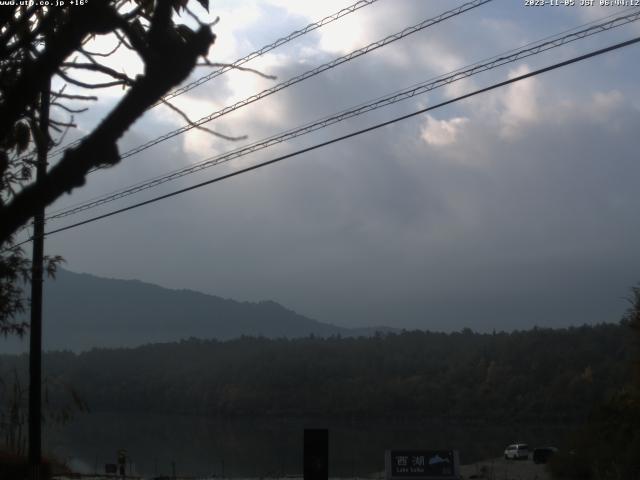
4 268 398 352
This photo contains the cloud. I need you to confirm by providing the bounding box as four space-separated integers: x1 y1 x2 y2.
262 0 369 54
40 1 640 335
590 89 624 113
265 0 349 20
499 64 540 138
420 115 469 147
211 3 263 62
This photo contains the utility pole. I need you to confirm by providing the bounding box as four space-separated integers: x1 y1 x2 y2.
29 78 50 480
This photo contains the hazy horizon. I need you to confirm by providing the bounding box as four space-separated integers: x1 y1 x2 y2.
2 267 630 355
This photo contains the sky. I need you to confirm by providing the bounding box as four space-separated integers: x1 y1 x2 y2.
20 0 640 332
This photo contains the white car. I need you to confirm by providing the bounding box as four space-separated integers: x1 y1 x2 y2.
504 443 529 460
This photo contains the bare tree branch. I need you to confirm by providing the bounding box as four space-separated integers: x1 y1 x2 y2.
0 13 215 242
122 5 146 22
196 60 277 80
79 39 124 58
49 119 77 129
113 29 135 51
60 61 136 85
56 69 128 90
0 5 46 59
51 122 73 148
0 2 121 136
51 93 98 101
51 102 89 114
116 18 150 60
161 99 247 141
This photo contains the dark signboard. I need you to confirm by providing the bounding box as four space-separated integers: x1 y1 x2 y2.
385 450 460 480
304 429 328 480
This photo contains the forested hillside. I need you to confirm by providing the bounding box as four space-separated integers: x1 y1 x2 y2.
0 324 632 421
21 269 352 351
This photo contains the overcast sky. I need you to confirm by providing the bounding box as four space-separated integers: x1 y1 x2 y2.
23 0 640 332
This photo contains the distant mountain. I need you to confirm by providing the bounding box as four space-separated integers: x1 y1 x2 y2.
5 269 397 352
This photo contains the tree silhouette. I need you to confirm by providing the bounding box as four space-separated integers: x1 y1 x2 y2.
0 0 215 243
0 0 217 333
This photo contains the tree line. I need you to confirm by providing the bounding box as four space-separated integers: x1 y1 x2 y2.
0 323 632 422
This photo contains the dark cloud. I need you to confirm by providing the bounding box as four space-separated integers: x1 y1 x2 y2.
39 1 640 334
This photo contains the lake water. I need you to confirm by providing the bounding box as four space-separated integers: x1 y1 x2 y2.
44 412 570 478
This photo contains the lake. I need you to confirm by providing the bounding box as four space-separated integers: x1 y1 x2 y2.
44 412 570 478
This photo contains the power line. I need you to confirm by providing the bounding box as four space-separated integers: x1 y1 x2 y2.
48 0 381 158
43 9 640 222
19 35 639 244
90 0 492 167
157 0 380 105
11 0 495 242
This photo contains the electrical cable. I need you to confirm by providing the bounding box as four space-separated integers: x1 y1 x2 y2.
8 0 497 242
48 0 382 158
12 34 636 246
43 8 640 222
69 0 492 170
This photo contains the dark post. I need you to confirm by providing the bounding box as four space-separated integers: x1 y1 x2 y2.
304 429 328 480
118 449 127 478
28 79 50 480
